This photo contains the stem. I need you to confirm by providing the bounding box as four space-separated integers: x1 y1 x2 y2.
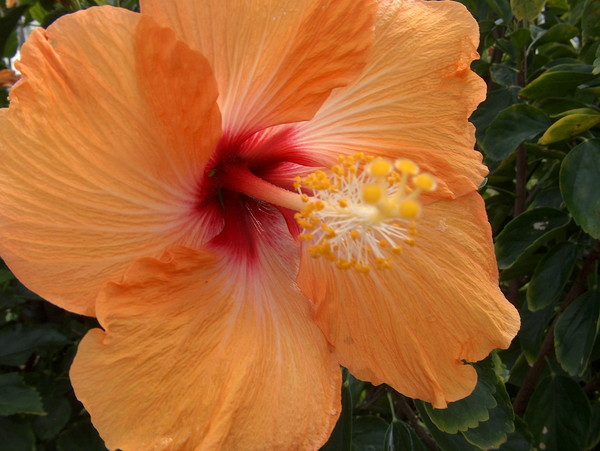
391 392 440 451
222 165 304 212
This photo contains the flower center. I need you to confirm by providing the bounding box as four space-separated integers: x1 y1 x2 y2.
294 153 437 273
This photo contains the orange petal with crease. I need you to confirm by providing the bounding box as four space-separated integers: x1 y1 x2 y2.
298 193 520 408
294 0 488 200
71 246 341 451
0 8 222 316
141 0 375 136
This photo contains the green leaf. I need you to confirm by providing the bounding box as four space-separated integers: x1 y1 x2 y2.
533 23 579 46
511 0 546 21
538 113 600 144
520 64 597 100
0 416 35 451
482 104 551 160
581 0 600 44
586 401 600 450
384 422 426 451
490 64 519 86
524 376 591 451
498 417 534 451
520 304 555 362
57 422 108 451
415 403 480 451
32 396 72 440
559 139 600 238
554 290 600 376
470 86 519 144
0 373 45 416
0 5 29 57
526 242 578 311
0 323 69 366
420 361 497 434
495 208 570 269
351 416 388 451
461 379 515 449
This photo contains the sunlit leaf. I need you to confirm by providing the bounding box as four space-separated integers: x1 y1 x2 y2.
511 0 546 21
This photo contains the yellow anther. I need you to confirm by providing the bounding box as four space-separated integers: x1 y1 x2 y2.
379 239 388 248
362 184 383 204
355 263 371 273
392 246 403 255
399 199 421 219
338 198 348 208
301 193 309 203
368 159 392 177
414 173 437 191
298 233 314 241
403 238 416 247
321 225 337 239
336 259 353 270
314 200 325 210
395 159 419 175
376 257 391 269
297 219 315 230
350 229 361 240
332 165 344 176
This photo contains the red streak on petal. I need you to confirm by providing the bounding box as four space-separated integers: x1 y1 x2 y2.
196 125 315 265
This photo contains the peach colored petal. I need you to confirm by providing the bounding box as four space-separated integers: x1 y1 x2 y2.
71 246 341 451
0 8 222 316
298 192 520 408
141 0 375 137
293 0 488 200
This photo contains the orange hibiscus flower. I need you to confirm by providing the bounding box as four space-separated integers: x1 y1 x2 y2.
0 1 520 450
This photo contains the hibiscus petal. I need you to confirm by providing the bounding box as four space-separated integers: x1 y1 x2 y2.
141 0 376 137
71 246 341 451
297 193 520 408
294 0 488 199
0 8 222 316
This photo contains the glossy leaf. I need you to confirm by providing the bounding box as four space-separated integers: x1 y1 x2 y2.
495 208 570 269
482 104 551 160
0 373 45 416
524 376 591 451
414 402 480 451
526 242 578 311
420 361 497 434
462 377 515 449
0 324 69 366
559 139 600 238
539 113 600 144
470 86 519 144
554 290 600 376
533 23 579 46
510 0 546 21
520 64 597 100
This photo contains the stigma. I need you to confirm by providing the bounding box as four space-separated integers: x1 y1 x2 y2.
294 153 437 273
